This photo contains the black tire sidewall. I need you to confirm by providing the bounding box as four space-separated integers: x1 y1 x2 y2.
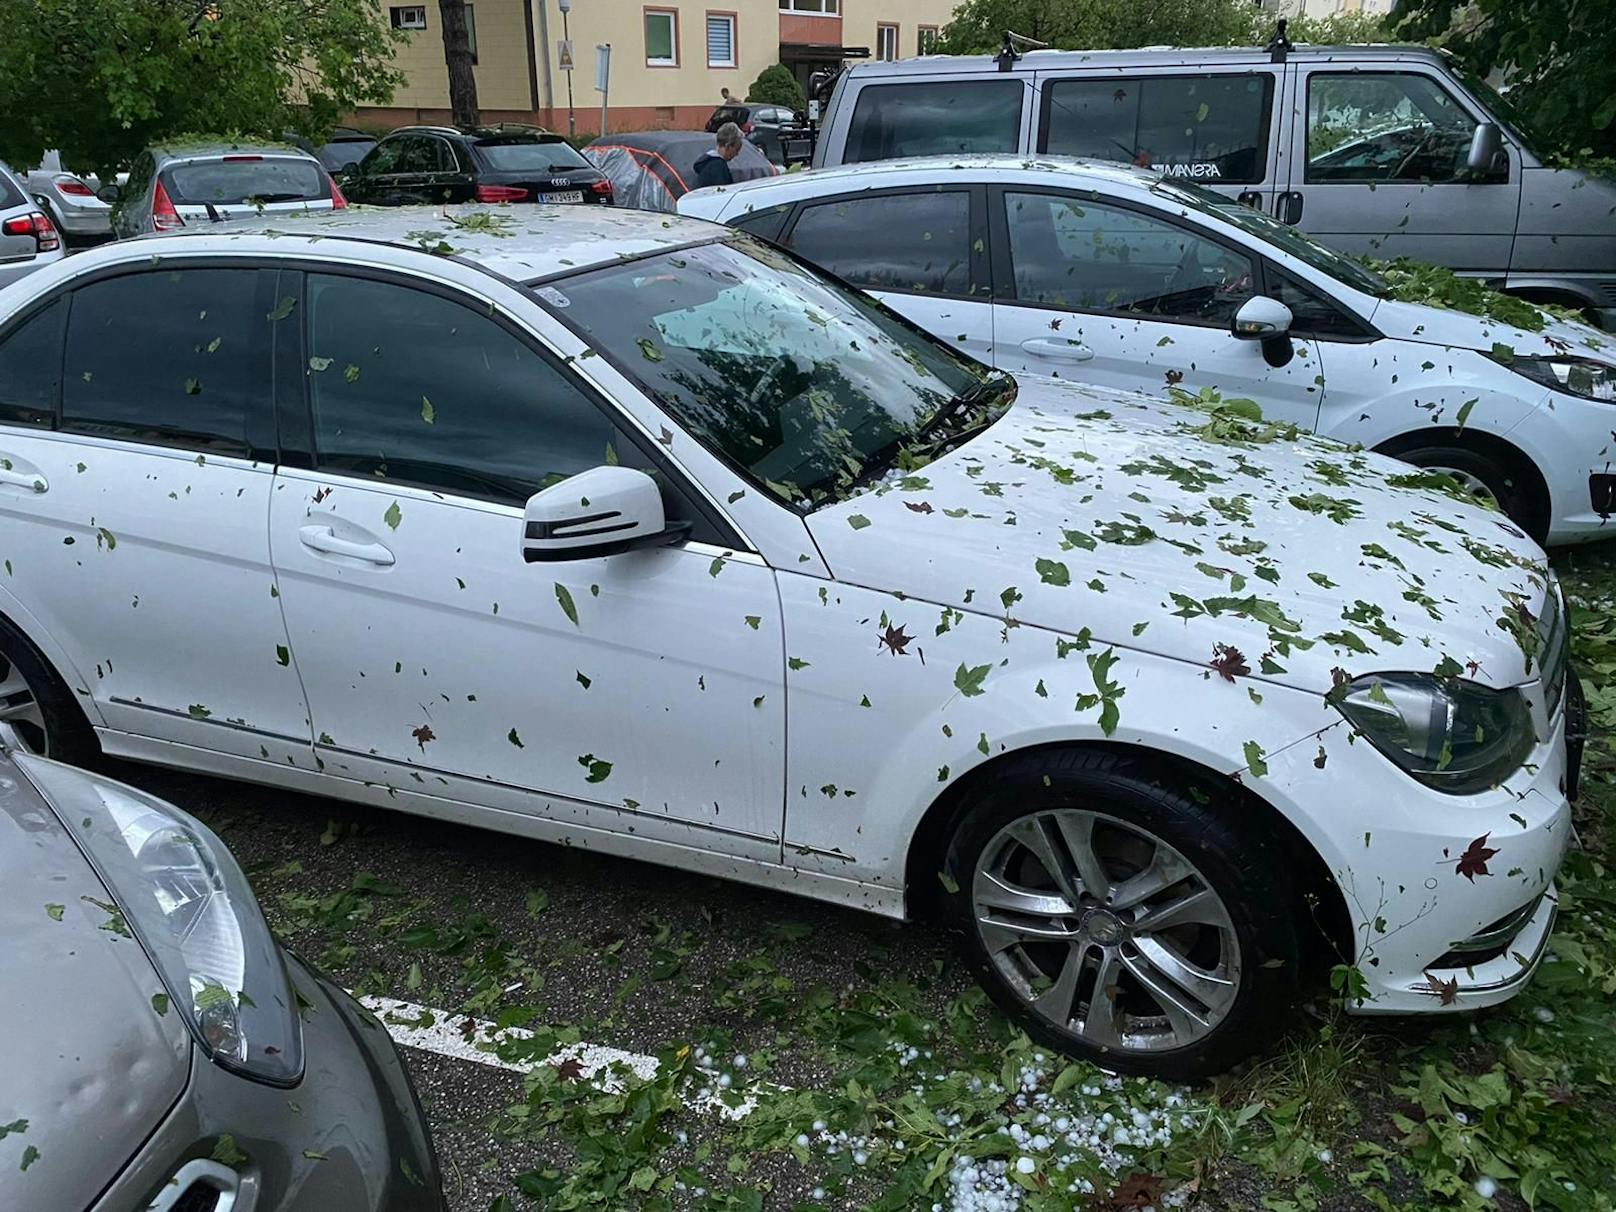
940 751 1300 1080
1397 445 1531 534
0 616 98 766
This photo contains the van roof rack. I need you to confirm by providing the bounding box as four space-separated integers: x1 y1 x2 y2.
1265 18 1293 63
996 29 1049 72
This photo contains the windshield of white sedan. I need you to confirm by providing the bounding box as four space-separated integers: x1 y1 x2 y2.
1154 181 1392 298
540 239 997 508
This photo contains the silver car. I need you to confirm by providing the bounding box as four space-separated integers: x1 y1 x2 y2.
0 164 64 290
106 141 342 238
0 725 444 1212
21 150 114 245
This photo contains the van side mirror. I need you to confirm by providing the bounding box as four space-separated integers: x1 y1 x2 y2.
1231 296 1295 369
521 466 691 563
1466 123 1506 179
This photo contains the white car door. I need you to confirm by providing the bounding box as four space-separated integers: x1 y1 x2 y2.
987 186 1322 428
0 264 311 762
777 186 996 367
266 270 786 857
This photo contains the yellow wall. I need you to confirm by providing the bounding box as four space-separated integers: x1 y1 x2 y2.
843 0 959 61
363 0 963 123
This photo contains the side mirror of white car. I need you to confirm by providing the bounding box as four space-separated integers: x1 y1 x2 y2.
521 466 691 563
1231 295 1293 340
1231 295 1296 370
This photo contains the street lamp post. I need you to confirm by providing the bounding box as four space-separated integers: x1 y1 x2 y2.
559 0 576 139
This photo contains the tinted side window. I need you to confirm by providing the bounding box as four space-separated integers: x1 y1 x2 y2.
62 269 273 454
305 274 621 503
1307 73 1479 183
786 191 972 296
359 139 405 175
845 80 1022 163
0 301 65 427
1266 271 1367 339
1004 191 1255 325
1042 75 1273 184
728 203 792 242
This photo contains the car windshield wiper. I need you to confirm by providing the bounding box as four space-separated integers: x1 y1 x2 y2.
845 373 1013 495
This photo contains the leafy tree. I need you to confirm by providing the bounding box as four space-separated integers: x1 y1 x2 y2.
438 0 479 127
747 64 806 112
0 0 405 175
1391 0 1616 161
936 0 1258 55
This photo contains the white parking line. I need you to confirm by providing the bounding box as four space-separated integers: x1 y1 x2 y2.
358 993 761 1119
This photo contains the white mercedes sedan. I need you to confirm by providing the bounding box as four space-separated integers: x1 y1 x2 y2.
0 205 1576 1077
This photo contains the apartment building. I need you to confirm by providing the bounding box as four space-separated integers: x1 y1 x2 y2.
357 0 959 133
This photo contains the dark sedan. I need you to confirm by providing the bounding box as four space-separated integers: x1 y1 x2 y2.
341 124 612 207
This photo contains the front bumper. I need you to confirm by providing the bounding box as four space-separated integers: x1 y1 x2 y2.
94 951 444 1212
1508 389 1616 545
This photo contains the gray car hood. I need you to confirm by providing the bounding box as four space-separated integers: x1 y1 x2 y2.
808 378 1552 695
0 757 190 1211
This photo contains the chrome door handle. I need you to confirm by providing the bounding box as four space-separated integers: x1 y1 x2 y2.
0 467 47 493
298 524 395 566
1019 337 1095 362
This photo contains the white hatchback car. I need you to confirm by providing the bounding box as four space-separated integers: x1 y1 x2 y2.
0 207 1576 1077
678 156 1616 546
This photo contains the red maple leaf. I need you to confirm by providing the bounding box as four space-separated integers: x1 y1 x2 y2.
1164 368 1184 386
1455 833 1499 881
458 1016 478 1040
1420 972 1460 1005
1132 150 1153 168
311 485 332 503
551 1057 586 1081
411 723 435 751
1209 642 1249 682
903 501 934 514
1466 659 1481 676
877 623 913 656
1049 317 1062 331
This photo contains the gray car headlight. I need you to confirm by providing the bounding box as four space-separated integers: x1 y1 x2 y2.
1505 355 1616 402
16 752 303 1084
1333 673 1535 795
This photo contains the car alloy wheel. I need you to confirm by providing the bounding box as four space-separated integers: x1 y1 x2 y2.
0 652 50 754
971 809 1241 1053
1421 464 1499 510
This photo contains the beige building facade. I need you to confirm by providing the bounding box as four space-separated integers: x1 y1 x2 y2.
358 0 959 134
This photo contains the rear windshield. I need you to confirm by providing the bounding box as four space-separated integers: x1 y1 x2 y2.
320 140 375 171
0 169 23 209
844 80 1023 163
475 139 590 171
164 157 329 205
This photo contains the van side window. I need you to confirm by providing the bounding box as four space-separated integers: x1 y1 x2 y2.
0 300 65 427
1003 191 1255 326
62 268 274 455
1306 74 1479 184
785 191 973 296
845 80 1022 163
1041 75 1273 185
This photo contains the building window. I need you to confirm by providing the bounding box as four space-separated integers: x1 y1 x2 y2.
389 5 427 30
465 3 478 64
778 0 839 13
645 8 678 66
918 25 939 54
706 13 737 68
876 23 898 61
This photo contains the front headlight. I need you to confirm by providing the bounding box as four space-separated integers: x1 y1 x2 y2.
15 752 303 1084
1333 673 1535 795
1505 355 1616 402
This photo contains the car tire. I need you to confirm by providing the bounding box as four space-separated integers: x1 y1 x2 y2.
0 615 98 764
1392 444 1541 541
940 749 1300 1079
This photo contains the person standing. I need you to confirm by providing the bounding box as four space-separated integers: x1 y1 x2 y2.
693 122 744 188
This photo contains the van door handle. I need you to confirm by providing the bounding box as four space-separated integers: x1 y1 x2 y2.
0 466 47 493
1019 337 1094 362
1236 190 1263 209
1277 191 1304 225
298 524 395 566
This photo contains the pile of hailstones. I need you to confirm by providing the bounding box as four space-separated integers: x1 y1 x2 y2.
680 1041 1196 1212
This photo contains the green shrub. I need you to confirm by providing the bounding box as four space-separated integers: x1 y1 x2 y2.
746 64 805 112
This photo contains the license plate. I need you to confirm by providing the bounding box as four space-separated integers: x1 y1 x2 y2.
540 190 583 204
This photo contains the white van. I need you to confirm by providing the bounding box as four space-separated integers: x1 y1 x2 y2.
810 42 1616 329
